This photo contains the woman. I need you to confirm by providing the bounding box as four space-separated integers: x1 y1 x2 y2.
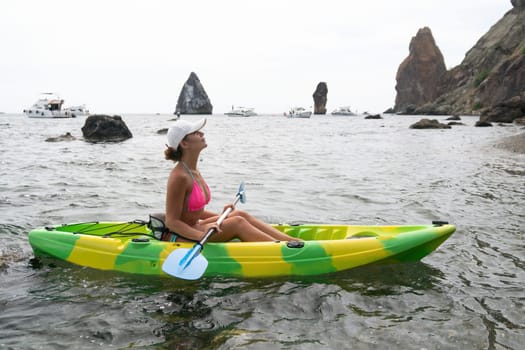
164 118 298 243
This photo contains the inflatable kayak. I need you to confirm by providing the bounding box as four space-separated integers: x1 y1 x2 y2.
28 220 455 278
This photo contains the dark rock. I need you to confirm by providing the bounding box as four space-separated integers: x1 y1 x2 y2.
175 72 213 114
81 115 132 142
409 118 451 129
313 82 328 114
157 128 168 134
447 121 465 126
515 117 525 125
383 107 395 114
446 115 461 120
395 27 446 112
480 94 525 123
475 120 493 127
364 114 382 119
45 132 76 142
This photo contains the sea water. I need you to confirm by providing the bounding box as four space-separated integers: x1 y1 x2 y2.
0 113 524 349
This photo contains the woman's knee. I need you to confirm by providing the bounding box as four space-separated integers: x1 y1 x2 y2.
232 209 251 220
223 215 247 229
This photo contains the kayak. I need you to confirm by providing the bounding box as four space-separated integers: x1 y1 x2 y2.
28 220 455 278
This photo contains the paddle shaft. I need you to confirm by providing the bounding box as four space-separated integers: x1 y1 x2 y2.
197 194 241 246
162 181 246 279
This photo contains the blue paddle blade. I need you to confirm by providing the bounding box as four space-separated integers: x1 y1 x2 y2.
162 247 208 280
238 181 247 204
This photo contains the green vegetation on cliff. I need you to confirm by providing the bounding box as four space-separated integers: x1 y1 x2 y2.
473 70 490 87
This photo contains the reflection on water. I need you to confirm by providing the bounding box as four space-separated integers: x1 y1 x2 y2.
0 113 524 349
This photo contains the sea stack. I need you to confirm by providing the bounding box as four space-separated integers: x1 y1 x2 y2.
313 82 328 114
175 72 213 115
394 27 446 114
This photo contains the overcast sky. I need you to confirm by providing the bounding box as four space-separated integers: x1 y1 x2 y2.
0 0 512 114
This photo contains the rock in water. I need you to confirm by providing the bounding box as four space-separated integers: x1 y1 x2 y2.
395 27 446 114
175 72 213 114
313 82 328 114
81 115 132 142
45 132 76 142
409 118 451 129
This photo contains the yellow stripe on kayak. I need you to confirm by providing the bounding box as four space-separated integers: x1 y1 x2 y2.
324 238 392 271
68 235 123 270
222 242 292 277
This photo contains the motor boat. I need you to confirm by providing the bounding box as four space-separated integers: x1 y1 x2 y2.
64 104 90 117
224 106 257 117
24 93 71 118
331 106 357 116
286 107 312 118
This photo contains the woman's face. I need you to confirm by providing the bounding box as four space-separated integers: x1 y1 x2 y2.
184 130 207 149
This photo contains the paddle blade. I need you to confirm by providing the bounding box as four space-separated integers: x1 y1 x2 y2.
237 181 247 204
162 247 208 280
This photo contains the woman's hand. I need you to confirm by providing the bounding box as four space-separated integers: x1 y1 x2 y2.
203 222 221 234
223 203 235 213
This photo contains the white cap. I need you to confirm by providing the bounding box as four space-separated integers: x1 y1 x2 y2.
167 118 206 149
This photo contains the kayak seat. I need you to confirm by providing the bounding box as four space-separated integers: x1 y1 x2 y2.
148 213 168 240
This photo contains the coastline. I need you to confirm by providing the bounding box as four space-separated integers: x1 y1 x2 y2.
495 131 525 154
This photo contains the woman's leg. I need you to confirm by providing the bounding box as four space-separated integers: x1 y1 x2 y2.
207 216 276 242
228 210 299 241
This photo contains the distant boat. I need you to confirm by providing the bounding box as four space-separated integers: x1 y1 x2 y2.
64 104 90 117
331 106 357 116
286 107 312 118
225 106 257 117
23 93 70 118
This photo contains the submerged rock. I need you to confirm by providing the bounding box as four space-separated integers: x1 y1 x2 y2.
81 115 132 142
45 132 76 142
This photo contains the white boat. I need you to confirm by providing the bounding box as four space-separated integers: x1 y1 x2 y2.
23 93 71 118
225 106 257 117
331 106 357 116
286 107 312 118
64 104 90 117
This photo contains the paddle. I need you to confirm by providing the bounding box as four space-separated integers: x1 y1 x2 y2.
162 181 246 280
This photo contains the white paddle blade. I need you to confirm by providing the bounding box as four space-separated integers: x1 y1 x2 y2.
162 248 208 280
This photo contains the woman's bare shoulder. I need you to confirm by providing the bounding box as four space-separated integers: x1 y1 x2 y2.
167 166 191 188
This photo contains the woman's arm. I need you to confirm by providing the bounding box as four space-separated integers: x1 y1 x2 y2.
201 210 218 220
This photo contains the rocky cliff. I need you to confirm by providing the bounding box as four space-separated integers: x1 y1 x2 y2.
175 72 213 115
394 1 525 122
394 27 446 113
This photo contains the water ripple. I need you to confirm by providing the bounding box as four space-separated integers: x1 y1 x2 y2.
0 114 524 349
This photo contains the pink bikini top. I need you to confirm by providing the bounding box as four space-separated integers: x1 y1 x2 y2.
181 161 211 212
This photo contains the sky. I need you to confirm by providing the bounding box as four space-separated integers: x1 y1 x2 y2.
0 0 512 115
